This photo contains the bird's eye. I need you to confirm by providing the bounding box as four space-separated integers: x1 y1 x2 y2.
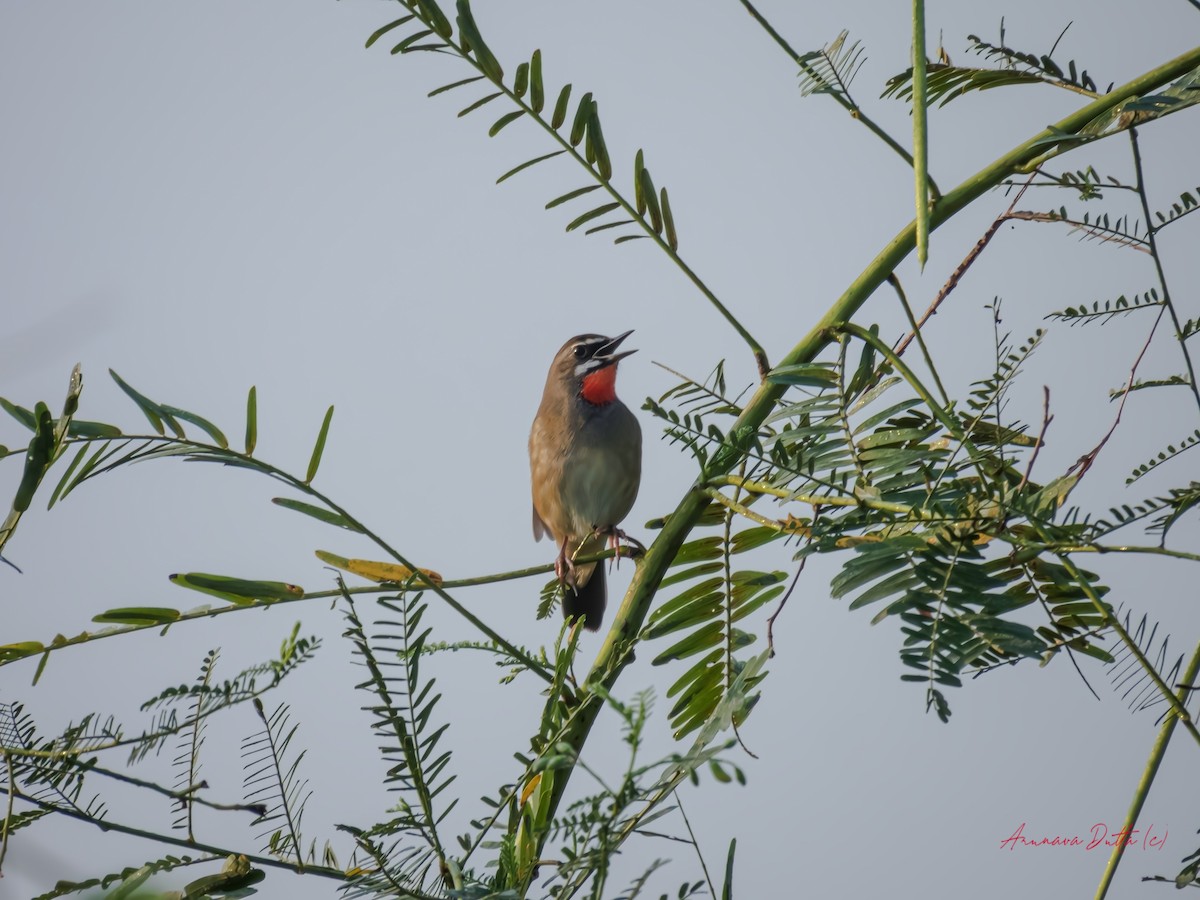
573 345 588 359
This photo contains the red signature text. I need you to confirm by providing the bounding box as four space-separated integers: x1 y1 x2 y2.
1000 822 1167 852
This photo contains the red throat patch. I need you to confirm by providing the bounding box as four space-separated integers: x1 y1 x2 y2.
581 365 618 404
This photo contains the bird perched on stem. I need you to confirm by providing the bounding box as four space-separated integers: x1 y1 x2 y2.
529 331 643 631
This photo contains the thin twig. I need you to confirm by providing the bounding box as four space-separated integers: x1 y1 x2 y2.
895 172 1035 356
886 273 949 404
767 560 805 659
1018 386 1053 492
674 790 718 900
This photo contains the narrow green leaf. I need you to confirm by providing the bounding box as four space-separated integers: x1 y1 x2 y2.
551 84 572 129
0 641 45 664
161 405 228 448
93 607 181 625
305 405 334 484
633 149 646 215
13 404 53 512
0 398 36 431
109 369 176 436
514 61 529 98
660 186 678 250
584 219 634 235
489 109 526 137
722 838 737 900
545 184 601 209
417 0 454 39
428 75 485 98
497 150 566 184
565 202 620 232
458 91 503 117
245 386 258 456
47 444 88 510
638 167 662 232
365 15 415 48
392 29 434 54
530 49 544 112
588 102 611 180
272 497 363 531
456 0 503 82
569 92 593 146
32 649 50 684
767 364 840 387
614 234 648 244
170 572 304 604
652 620 724 664
68 420 122 437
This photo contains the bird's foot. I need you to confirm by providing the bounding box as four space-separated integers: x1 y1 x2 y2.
594 525 646 570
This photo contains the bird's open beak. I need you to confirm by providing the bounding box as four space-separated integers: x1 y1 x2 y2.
596 330 637 366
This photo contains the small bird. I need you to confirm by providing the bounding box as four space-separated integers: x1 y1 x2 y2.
529 331 643 630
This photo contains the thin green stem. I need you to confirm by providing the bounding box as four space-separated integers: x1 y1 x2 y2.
886 274 950 405
1129 128 1200 414
1094 640 1200 900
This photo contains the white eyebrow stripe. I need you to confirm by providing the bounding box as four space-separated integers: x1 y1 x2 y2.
574 358 607 377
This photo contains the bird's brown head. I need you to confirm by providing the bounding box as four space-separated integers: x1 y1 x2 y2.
552 331 636 405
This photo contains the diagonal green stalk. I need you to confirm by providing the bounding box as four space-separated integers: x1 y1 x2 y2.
911 0 930 267
530 40 1200 860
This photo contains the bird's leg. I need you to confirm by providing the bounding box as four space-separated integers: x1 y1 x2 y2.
555 536 575 588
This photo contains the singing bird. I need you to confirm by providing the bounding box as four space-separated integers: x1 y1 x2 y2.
529 331 643 630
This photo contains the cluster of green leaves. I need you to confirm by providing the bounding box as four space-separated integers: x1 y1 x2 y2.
642 317 1129 721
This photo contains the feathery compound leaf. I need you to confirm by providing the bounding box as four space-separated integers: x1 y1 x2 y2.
797 30 867 101
455 0 502 82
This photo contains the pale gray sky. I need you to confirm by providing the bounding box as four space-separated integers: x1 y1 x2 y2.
3 1 1200 898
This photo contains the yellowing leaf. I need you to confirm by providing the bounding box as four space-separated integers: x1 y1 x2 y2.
315 550 444 587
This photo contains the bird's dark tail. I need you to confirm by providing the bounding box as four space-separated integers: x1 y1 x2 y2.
563 563 605 631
